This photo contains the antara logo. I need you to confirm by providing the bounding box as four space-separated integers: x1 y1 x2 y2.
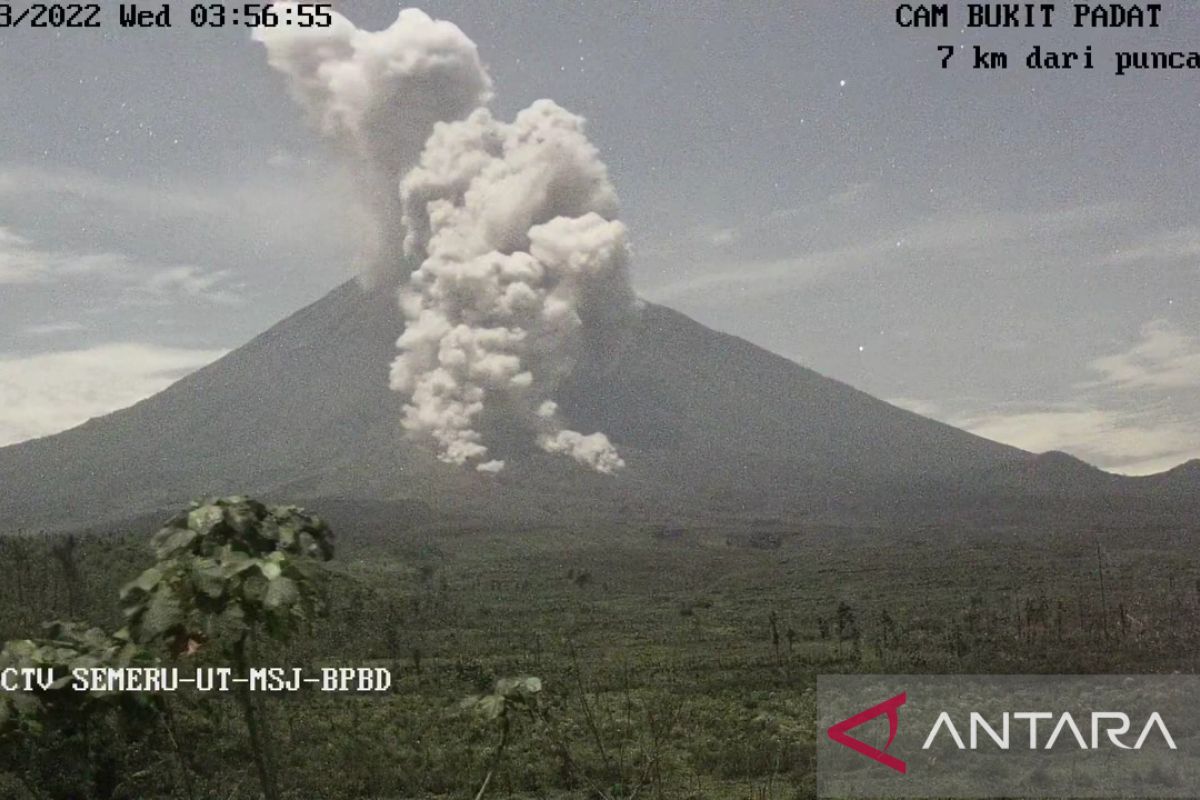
827 690 1177 776
921 710 1176 751
826 692 907 774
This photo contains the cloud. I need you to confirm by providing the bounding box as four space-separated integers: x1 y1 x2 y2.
644 241 877 302
0 226 133 284
888 396 943 418
0 343 227 446
22 321 85 336
0 228 42 283
254 5 492 286
709 228 738 247
0 162 363 263
1106 227 1200 267
950 404 1200 475
643 201 1126 304
134 266 245 306
827 181 874 209
891 396 1200 476
0 165 218 220
1086 320 1200 391
892 321 1200 476
0 225 242 304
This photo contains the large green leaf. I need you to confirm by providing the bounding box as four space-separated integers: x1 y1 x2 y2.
122 565 164 598
259 554 284 580
156 527 198 557
141 588 184 640
191 560 227 598
477 694 506 720
242 573 269 605
220 552 259 578
264 576 299 610
187 505 226 537
496 675 542 697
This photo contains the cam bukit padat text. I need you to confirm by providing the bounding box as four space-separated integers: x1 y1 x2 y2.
897 3 1163 28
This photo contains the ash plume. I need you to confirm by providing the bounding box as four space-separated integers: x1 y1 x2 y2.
258 6 637 473
393 103 637 473
254 6 492 286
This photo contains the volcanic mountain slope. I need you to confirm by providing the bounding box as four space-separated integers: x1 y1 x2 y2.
0 281 1186 532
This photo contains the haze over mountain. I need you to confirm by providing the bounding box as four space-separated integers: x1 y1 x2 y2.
0 279 1193 534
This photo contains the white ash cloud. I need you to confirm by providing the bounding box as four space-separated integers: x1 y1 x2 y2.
258 7 638 474
392 103 637 473
254 6 492 286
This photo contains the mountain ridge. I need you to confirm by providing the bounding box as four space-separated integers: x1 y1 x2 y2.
0 281 1192 532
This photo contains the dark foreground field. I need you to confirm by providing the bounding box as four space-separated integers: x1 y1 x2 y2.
2 507 1198 799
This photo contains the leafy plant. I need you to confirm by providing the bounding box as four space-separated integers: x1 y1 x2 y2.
118 496 335 800
0 621 154 729
0 622 158 799
462 676 543 800
119 496 334 651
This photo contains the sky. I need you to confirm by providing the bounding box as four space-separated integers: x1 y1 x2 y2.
0 1 1197 475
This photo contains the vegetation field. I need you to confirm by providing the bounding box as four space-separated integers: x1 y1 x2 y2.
1 504 1198 799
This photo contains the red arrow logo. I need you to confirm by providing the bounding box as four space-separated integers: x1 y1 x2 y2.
826 691 907 774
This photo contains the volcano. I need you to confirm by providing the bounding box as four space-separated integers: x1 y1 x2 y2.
0 283 1191 532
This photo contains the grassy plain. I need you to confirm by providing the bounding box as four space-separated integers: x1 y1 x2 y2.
1 508 1198 798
